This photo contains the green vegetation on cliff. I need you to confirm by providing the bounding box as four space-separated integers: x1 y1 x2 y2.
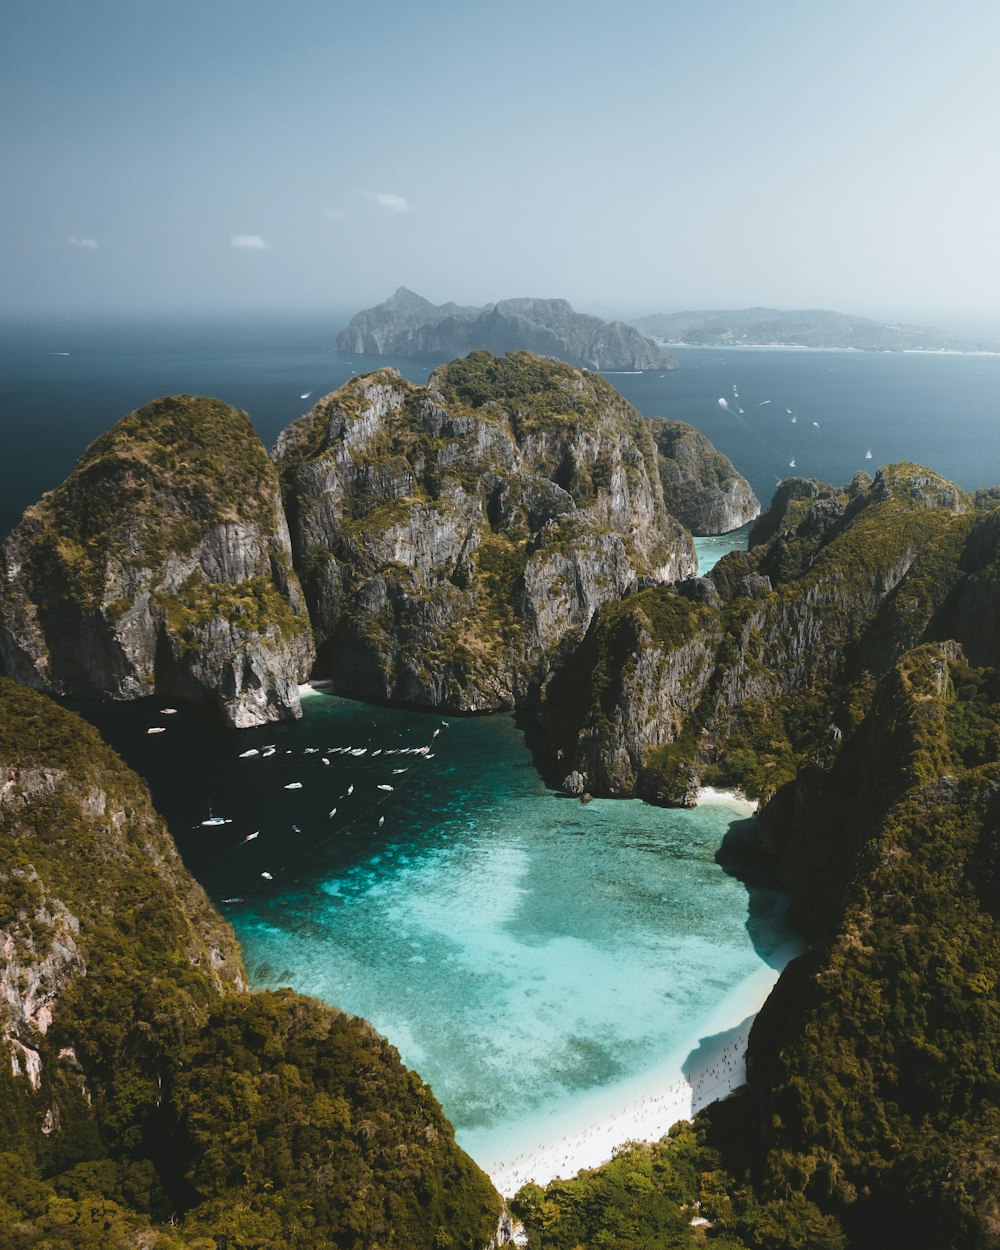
545 464 984 805
0 681 502 1249
0 395 314 726
275 353 694 711
41 395 279 590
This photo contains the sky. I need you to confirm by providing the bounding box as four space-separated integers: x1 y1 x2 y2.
2 0 999 327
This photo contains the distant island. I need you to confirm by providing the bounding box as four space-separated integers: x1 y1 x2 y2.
630 306 1000 353
338 287 677 371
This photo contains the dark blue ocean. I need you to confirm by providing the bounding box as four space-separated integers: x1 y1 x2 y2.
3 314 997 1175
3 314 1000 540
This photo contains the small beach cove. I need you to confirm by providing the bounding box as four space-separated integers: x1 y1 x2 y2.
77 687 803 1196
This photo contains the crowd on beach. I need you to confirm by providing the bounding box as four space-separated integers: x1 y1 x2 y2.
489 1021 752 1197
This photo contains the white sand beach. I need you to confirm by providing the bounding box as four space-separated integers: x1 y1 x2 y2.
488 1017 753 1196
485 938 805 1198
695 785 757 816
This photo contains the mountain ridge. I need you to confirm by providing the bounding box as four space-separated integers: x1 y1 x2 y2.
630 306 1000 353
338 288 677 371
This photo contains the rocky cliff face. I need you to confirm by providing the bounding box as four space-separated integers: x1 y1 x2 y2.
276 351 696 711
338 287 677 371
649 417 759 534
0 395 315 728
0 680 503 1249
544 462 980 803
0 678 245 1164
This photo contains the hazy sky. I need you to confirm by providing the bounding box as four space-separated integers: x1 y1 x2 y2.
3 0 999 324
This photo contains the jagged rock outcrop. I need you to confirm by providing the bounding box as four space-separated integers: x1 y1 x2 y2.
0 395 315 728
0 680 503 1249
276 351 696 710
338 287 677 371
649 417 759 534
544 462 983 803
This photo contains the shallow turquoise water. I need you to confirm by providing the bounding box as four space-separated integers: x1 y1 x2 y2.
693 521 753 574
83 689 797 1168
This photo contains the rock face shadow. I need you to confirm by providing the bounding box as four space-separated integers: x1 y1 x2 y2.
714 813 797 969
681 1014 754 1115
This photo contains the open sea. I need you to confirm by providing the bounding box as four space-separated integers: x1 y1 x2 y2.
5 313 1000 1169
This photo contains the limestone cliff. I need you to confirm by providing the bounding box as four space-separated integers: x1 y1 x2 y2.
544 462 979 803
0 395 315 728
0 680 503 1249
0 678 245 1166
649 417 759 534
338 287 677 371
276 351 696 711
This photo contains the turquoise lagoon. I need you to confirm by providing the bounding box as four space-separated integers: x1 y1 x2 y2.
84 688 799 1171
693 520 753 574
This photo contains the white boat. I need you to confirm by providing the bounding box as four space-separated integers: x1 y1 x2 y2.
147 727 166 735
865 448 873 459
239 748 259 758
377 783 394 792
284 782 303 790
261 871 273 880
162 708 178 714
201 814 231 827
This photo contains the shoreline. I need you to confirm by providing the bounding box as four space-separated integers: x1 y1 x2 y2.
482 939 804 1198
695 785 757 816
486 1016 754 1198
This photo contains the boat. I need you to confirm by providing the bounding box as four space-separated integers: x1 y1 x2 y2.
147 727 166 735
162 708 178 715
377 784 394 792
200 802 232 827
865 448 873 459
284 782 303 790
239 748 259 758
